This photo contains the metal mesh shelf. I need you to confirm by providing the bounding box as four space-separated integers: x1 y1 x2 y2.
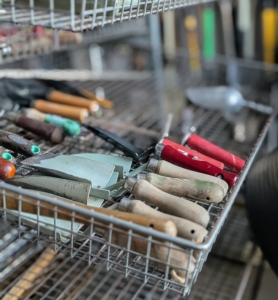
0 23 84 65
0 0 215 31
0 53 276 297
0 18 148 65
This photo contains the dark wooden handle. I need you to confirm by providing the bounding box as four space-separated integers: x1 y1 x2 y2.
0 157 16 180
155 160 229 194
15 115 65 144
48 90 99 113
126 179 210 228
0 189 177 237
119 199 208 242
0 129 40 157
145 173 225 203
33 100 89 122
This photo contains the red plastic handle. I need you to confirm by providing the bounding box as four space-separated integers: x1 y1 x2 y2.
161 139 224 170
160 145 238 188
186 134 245 172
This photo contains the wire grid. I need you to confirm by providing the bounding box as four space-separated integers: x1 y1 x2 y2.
1 0 216 31
0 234 259 300
0 206 257 300
0 23 84 65
0 57 274 298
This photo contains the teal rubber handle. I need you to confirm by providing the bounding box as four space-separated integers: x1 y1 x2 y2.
45 115 81 136
203 7 215 60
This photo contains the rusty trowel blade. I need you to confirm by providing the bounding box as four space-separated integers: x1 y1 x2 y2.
6 176 91 204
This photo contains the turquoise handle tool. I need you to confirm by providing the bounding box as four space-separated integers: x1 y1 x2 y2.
44 114 81 136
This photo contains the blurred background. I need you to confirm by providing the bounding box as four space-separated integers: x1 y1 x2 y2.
0 0 277 299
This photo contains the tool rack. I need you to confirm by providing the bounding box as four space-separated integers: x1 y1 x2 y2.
0 1 277 299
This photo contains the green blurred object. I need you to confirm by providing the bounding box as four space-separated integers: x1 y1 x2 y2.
44 114 80 136
203 7 215 60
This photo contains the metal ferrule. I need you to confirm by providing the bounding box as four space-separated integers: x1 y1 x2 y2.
147 158 159 172
124 177 138 192
137 173 147 180
181 132 191 146
118 197 132 212
155 143 164 159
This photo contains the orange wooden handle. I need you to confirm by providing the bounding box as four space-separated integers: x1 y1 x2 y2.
79 89 114 109
48 90 99 113
0 157 16 180
33 100 89 122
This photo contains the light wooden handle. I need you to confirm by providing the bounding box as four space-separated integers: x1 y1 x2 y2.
3 248 56 300
125 179 210 228
48 90 99 113
153 159 229 194
119 199 208 242
33 100 89 122
79 88 114 109
107 230 196 284
144 173 225 203
0 189 177 237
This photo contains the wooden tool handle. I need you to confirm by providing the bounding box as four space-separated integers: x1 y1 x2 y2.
2 248 56 300
15 115 65 144
0 129 40 157
107 229 196 284
24 108 46 122
48 90 99 113
79 88 114 109
0 157 16 180
119 198 208 242
144 173 225 203
125 178 210 228
33 100 89 122
0 189 177 237
150 159 229 194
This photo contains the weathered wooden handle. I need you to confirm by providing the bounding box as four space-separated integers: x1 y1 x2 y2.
2 248 56 300
33 100 89 122
142 173 225 203
0 129 40 157
79 88 114 109
148 159 229 194
106 229 196 284
0 157 16 180
48 90 99 113
15 115 65 144
0 189 177 237
125 178 210 228
118 198 208 242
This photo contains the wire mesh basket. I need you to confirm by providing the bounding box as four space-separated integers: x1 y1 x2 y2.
0 23 84 64
0 0 214 31
0 52 277 297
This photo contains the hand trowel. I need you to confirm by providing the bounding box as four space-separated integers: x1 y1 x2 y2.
71 153 132 179
5 175 92 204
20 154 116 200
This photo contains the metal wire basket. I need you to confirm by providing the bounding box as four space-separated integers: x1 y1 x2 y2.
0 52 276 297
0 0 214 31
0 23 84 64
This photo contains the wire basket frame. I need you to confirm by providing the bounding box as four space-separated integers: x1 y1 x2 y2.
0 53 277 296
0 23 84 65
0 0 215 31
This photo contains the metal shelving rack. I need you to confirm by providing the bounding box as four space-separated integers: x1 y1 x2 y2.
0 1 276 299
0 0 215 31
